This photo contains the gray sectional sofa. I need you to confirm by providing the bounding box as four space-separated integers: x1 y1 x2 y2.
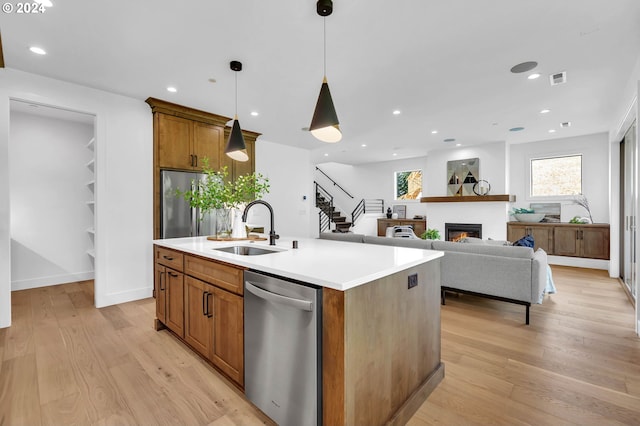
319 233 549 324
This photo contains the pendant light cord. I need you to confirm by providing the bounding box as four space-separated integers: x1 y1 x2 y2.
234 72 238 118
323 16 327 78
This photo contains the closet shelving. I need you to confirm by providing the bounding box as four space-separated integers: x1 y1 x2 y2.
86 137 95 258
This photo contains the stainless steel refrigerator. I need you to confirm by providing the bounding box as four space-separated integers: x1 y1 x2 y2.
161 170 215 238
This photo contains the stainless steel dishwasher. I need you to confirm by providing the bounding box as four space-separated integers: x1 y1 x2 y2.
244 270 322 426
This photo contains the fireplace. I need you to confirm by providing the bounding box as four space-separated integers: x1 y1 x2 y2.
445 223 482 242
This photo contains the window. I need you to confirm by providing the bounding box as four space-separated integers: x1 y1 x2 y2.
395 170 423 200
530 155 582 197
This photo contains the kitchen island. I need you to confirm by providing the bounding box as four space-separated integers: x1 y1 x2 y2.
153 235 444 426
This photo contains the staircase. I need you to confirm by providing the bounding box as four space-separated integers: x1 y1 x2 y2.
316 193 352 232
315 182 352 233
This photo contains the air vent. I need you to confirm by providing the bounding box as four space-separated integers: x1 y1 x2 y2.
550 71 567 86
560 121 571 128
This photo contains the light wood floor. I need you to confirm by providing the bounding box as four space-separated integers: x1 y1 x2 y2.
1 266 638 425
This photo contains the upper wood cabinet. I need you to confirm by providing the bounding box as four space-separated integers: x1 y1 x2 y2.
157 113 222 171
146 98 261 239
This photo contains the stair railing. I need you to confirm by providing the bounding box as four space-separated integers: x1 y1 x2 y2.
316 166 354 199
352 198 385 224
315 181 334 233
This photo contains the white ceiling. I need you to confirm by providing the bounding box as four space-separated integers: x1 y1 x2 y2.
1 0 639 165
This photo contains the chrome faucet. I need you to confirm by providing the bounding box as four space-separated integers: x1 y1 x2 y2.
242 200 279 246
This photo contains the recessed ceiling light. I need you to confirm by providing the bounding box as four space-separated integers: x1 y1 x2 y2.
540 109 550 114
549 129 556 133
29 46 46 55
324 153 329 157
250 111 259 116
361 144 367 147
166 86 177 93
510 61 538 74
392 110 401 115
392 153 398 156
443 138 456 143
431 130 438 134
456 143 462 147
509 127 525 132
528 73 541 80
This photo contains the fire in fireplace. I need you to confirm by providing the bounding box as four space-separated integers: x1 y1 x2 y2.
445 223 482 242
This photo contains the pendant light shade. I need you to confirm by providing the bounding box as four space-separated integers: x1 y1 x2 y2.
310 0 342 143
226 116 248 161
310 77 341 143
225 60 249 162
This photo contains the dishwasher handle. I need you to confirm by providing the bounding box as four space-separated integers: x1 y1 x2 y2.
245 281 313 312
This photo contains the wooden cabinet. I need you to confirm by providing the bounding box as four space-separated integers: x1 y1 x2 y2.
157 113 223 171
147 98 262 239
554 225 610 259
155 246 245 387
154 247 185 337
184 276 213 356
377 218 427 237
506 222 610 260
210 286 244 385
507 223 553 253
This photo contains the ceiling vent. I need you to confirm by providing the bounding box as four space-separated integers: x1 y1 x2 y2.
550 71 567 86
560 121 571 128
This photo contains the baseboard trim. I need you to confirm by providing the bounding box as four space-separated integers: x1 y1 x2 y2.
547 255 609 270
11 271 95 291
96 286 153 308
386 363 445 426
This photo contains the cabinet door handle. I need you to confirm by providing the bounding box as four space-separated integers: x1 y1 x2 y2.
159 271 165 291
202 291 208 316
194 155 198 167
206 292 213 318
163 255 174 261
190 154 194 167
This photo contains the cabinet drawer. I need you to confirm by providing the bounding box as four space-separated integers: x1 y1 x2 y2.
155 246 184 271
185 255 244 295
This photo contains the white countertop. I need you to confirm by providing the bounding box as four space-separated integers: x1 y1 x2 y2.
153 236 443 291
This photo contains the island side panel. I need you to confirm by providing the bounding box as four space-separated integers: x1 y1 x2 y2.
344 260 442 426
323 287 346 426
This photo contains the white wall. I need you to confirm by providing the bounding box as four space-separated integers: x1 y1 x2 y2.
509 133 610 223
424 142 510 240
0 68 153 328
9 110 95 290
317 157 429 235
255 140 314 238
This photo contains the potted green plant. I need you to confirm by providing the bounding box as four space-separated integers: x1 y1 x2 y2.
179 158 270 237
421 228 441 240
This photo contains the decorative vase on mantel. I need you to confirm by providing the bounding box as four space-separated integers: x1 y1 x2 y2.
215 208 232 238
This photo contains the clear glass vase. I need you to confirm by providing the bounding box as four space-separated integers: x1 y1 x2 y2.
215 208 232 238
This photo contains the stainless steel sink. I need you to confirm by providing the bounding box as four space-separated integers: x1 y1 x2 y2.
213 245 281 256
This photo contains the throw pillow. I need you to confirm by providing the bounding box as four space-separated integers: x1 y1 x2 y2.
513 234 534 248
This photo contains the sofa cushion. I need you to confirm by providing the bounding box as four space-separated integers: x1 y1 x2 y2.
432 240 534 259
459 237 512 246
363 235 433 250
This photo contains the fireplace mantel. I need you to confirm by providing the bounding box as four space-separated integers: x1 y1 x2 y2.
420 195 515 203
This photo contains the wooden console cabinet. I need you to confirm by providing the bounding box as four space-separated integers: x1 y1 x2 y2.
377 218 427 237
507 222 610 260
154 245 245 387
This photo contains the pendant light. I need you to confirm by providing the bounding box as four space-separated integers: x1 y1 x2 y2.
225 60 249 162
309 0 342 143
